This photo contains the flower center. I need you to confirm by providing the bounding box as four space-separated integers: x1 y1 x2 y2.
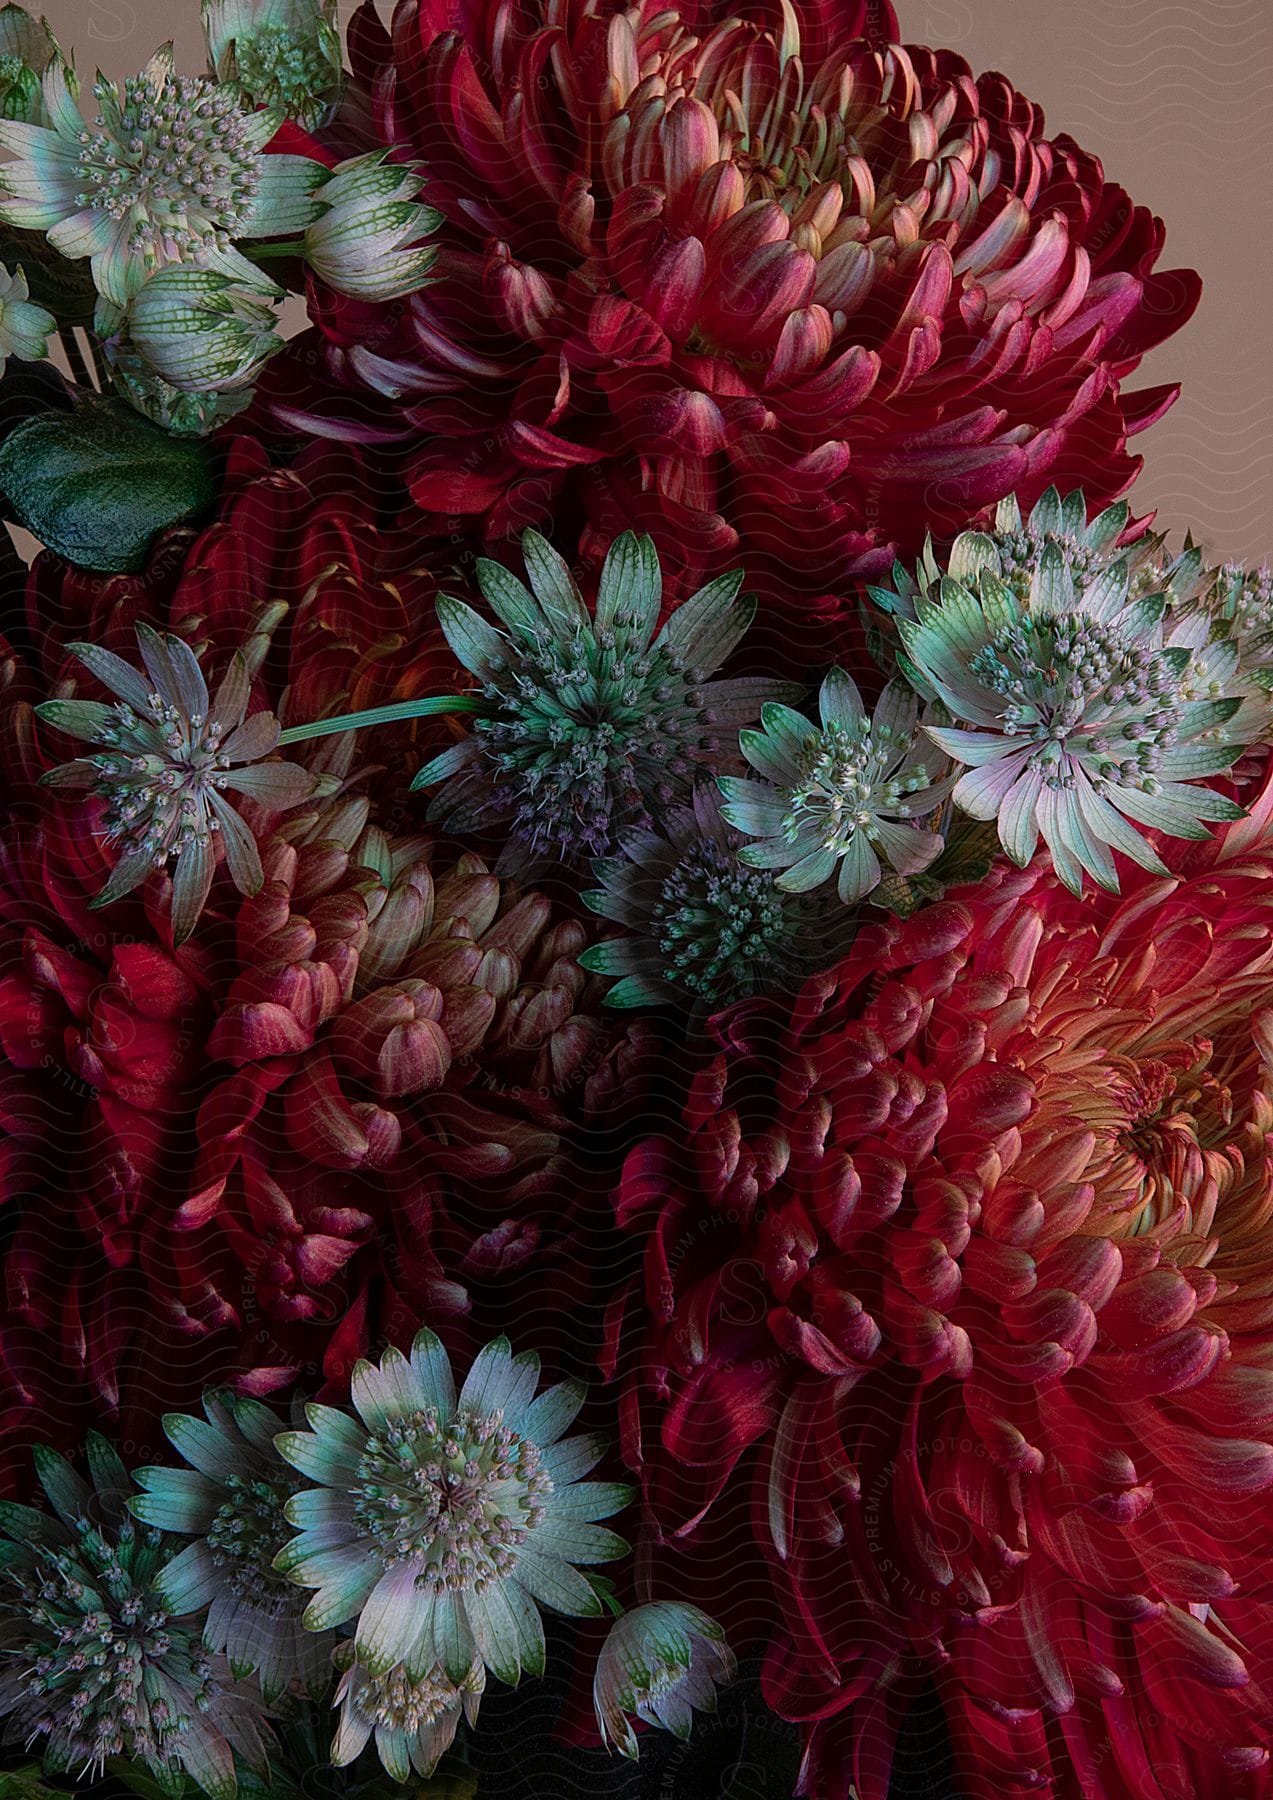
351 1405 553 1593
205 1474 295 1602
15 1521 213 1775
91 693 234 868
475 622 713 860
651 838 788 998
968 613 1181 790
233 27 332 117
75 73 261 254
784 718 925 851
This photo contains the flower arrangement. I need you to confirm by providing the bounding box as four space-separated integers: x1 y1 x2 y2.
0 2 1265 1799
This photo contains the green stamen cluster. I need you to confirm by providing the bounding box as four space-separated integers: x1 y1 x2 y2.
205 1474 295 1602
649 836 788 1000
967 614 1180 789
4 1509 215 1781
75 75 261 256
473 619 716 863
232 26 331 117
352 1405 552 1593
785 716 935 854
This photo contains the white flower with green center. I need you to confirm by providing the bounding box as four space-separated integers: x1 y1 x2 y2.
128 1391 335 1703
331 1644 484 1781
302 151 440 303
37 622 318 942
273 1331 632 1689
0 260 53 366
891 496 1248 895
203 0 342 131
0 46 328 306
593 1603 736 1761
0 1436 269 1798
122 265 284 394
411 530 795 874
580 784 812 1007
0 5 64 125
718 670 954 903
877 486 1272 753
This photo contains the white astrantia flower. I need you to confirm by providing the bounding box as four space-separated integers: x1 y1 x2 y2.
273 1332 632 1689
36 622 318 942
203 0 343 131
0 261 53 367
0 1436 270 1798
413 529 794 873
302 151 441 302
718 669 955 903
128 1391 336 1704
593 1603 736 1761
331 1644 484 1781
124 266 285 394
0 46 329 306
886 487 1249 896
0 4 65 124
880 487 1273 752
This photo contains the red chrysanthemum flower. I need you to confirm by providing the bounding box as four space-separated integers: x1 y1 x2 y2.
613 775 1273 1800
265 0 1199 656
0 440 656 1493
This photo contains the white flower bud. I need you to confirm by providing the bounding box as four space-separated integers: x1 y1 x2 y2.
302 151 441 303
593 1602 737 1760
126 265 284 394
0 260 54 367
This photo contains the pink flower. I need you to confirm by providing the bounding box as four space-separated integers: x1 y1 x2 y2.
265 0 1198 651
615 775 1273 1798
0 445 654 1492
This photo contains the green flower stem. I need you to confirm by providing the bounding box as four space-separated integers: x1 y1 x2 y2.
243 239 304 262
276 692 482 746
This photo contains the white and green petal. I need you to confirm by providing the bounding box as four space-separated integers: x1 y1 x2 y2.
275 1334 630 1688
594 1603 736 1761
724 670 952 904
302 151 440 302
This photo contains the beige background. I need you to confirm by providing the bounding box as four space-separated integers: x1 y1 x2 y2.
41 0 1273 570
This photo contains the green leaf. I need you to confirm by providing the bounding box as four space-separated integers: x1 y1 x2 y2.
0 397 215 572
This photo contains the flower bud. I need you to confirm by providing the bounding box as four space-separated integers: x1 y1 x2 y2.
302 151 441 303
593 1602 737 1760
125 267 284 397
330 978 453 1099
0 260 53 370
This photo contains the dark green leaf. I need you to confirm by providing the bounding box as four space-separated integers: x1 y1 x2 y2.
0 398 215 572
